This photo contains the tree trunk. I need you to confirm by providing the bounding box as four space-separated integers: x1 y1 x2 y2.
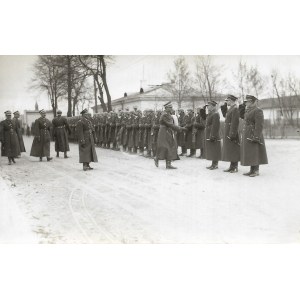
94 77 98 113
95 78 107 112
99 56 112 111
67 56 72 117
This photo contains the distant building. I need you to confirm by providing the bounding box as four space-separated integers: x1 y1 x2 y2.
91 83 226 113
22 109 54 129
259 96 300 125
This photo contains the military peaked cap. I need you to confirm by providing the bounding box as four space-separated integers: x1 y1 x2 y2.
225 95 238 101
13 111 20 115
39 109 46 114
163 101 172 108
245 95 258 102
80 108 88 114
208 100 218 106
4 110 12 115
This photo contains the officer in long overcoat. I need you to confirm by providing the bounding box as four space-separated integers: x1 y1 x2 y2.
193 107 206 158
177 109 187 156
76 108 98 171
12 111 26 154
30 109 53 162
52 110 71 158
154 102 186 169
184 109 196 157
221 95 240 173
241 95 268 177
0 110 21 164
204 100 222 170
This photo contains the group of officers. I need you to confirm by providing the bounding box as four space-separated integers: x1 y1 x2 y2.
0 93 268 176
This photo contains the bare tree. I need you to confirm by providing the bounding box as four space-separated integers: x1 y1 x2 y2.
233 59 248 101
246 66 265 98
194 55 224 104
167 56 193 108
78 55 114 112
30 55 67 116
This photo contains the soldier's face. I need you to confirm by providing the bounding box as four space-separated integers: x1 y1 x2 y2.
6 114 12 119
41 113 46 118
245 100 254 108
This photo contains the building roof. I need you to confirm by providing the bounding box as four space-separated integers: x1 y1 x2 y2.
259 95 300 109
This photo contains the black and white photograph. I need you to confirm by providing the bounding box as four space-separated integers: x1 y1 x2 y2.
0 55 299 244
1 1 300 299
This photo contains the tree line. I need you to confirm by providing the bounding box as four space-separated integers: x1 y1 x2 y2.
31 55 113 117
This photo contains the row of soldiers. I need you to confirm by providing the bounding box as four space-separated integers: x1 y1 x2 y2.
67 108 208 159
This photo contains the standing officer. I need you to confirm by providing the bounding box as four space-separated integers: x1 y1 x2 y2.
52 110 71 158
76 108 98 171
221 95 240 173
177 109 187 156
154 102 186 169
30 109 53 162
193 107 206 158
241 95 268 177
0 111 20 165
185 108 196 157
204 100 221 170
12 111 26 155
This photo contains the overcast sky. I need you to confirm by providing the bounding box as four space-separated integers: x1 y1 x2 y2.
1 55 300 117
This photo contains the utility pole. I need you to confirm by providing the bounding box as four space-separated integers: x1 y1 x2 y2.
67 56 72 117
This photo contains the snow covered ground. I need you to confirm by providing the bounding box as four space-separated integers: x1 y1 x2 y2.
0 136 300 243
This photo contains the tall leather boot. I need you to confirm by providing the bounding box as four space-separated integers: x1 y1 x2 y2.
83 162 89 171
64 152 68 158
179 146 187 156
56 151 59 158
230 162 238 173
207 161 218 170
198 148 204 159
11 157 16 164
249 165 259 177
243 166 254 176
166 160 177 169
8 157 12 165
187 149 196 157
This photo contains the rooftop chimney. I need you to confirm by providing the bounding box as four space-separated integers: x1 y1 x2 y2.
124 92 127 97
140 88 144 94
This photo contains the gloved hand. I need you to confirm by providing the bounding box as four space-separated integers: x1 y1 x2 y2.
229 135 238 141
251 137 261 143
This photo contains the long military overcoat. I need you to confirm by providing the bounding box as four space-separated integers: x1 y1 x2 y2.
192 114 205 149
30 117 52 157
240 106 268 166
52 116 70 152
222 105 240 162
0 119 21 157
12 117 26 152
156 111 181 161
177 113 186 147
204 111 222 161
76 117 98 163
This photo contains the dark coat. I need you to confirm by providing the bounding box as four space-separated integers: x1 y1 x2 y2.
12 117 26 152
192 114 205 149
204 111 222 161
240 106 268 166
184 113 194 149
177 113 186 147
0 119 21 157
76 117 98 163
156 111 181 161
127 115 134 148
30 117 52 157
222 105 240 162
52 116 70 152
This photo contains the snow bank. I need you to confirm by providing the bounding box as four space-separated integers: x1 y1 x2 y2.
0 176 37 243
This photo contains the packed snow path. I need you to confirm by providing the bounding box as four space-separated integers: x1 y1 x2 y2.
1 136 300 243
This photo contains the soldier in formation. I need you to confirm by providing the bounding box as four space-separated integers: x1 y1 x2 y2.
76 108 98 171
12 111 26 156
30 109 53 162
0 110 20 165
240 95 268 177
52 110 71 158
